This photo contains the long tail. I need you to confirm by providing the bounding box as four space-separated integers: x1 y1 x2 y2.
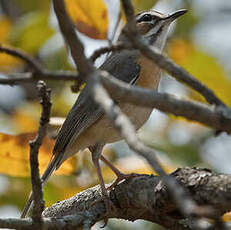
20 153 63 218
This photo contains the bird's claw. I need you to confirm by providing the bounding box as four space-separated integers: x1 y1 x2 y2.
107 173 143 191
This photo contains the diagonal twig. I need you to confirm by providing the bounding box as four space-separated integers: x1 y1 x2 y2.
52 0 94 81
119 0 217 222
89 42 133 63
120 0 225 107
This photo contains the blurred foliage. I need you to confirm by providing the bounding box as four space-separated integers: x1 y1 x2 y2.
10 0 50 13
173 2 199 38
169 39 231 105
0 17 11 43
10 12 55 54
0 132 77 177
0 0 231 228
131 0 158 13
0 17 22 71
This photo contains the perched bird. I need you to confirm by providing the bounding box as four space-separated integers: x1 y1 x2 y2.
21 9 187 218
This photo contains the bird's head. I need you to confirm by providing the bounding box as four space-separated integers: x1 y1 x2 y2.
120 9 187 51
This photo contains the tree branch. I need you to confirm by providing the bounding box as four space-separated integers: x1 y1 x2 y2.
2 167 229 230
0 44 43 73
41 167 231 229
89 43 133 63
29 81 52 221
52 0 94 81
100 72 231 134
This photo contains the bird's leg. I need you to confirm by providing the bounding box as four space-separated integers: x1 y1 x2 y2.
90 143 113 225
100 155 142 191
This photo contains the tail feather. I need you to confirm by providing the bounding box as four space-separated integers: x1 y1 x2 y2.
20 153 63 218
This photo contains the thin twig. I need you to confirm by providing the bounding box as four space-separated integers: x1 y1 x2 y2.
89 42 132 63
29 81 52 221
52 0 94 80
0 71 78 85
0 44 43 73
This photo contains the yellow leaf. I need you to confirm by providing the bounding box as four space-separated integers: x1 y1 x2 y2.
169 39 231 105
0 17 11 43
12 111 39 133
223 212 231 222
0 132 77 177
0 53 21 72
65 0 108 39
10 102 41 133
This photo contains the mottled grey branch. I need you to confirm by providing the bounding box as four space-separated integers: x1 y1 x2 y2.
100 72 231 134
1 167 231 230
43 167 231 229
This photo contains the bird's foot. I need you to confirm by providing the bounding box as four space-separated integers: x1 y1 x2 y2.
91 191 115 228
100 195 115 228
107 172 143 191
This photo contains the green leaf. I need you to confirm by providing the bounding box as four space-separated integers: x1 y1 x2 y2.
13 0 50 12
10 12 54 54
132 0 157 13
169 40 231 105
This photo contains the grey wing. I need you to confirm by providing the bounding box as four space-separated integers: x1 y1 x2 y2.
53 50 140 157
53 87 103 156
100 50 140 84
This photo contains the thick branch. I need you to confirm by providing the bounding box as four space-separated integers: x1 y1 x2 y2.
0 168 230 230
42 168 231 229
100 72 231 133
52 0 94 80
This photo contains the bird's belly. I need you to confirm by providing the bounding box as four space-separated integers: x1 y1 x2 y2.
69 104 152 152
89 104 153 144
121 103 153 131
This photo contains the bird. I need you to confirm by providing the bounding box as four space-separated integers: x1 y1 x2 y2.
21 8 187 218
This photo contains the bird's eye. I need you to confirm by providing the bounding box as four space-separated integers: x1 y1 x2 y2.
140 14 152 22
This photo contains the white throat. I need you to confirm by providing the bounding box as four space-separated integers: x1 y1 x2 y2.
145 24 169 52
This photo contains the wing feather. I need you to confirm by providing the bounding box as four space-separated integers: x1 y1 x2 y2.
53 50 140 157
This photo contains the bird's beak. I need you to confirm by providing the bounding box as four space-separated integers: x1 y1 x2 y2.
164 9 187 22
